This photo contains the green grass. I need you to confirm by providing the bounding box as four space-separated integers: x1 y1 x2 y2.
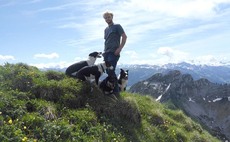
0 63 220 142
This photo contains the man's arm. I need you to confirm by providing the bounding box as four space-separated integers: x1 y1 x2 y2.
115 32 127 55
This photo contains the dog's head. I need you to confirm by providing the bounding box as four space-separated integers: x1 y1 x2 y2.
105 75 117 90
119 69 129 80
89 52 102 58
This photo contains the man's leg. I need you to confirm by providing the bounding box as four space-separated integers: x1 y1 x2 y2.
103 53 120 95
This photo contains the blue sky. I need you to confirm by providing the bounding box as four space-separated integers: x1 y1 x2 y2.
1 0 230 68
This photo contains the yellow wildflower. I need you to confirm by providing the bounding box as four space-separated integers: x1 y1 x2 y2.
8 119 12 125
22 137 28 142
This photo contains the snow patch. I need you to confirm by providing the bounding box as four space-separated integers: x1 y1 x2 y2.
143 81 148 85
165 83 171 91
189 97 195 103
213 98 222 102
156 83 171 102
156 95 162 102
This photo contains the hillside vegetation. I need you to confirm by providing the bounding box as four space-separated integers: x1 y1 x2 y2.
0 63 220 142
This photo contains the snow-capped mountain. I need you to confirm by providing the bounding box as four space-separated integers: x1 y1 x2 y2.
43 62 230 87
118 62 230 87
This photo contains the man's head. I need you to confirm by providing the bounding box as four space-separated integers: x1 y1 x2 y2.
103 12 113 25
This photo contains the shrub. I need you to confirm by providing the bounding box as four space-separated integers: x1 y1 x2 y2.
0 63 222 142
191 133 209 142
0 122 23 142
60 93 85 108
164 127 187 142
0 93 26 120
0 63 40 92
164 109 186 123
32 80 64 102
45 70 65 81
148 113 165 126
21 113 45 130
32 78 82 104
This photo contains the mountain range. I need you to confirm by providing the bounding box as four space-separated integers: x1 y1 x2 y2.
118 62 230 87
46 62 230 87
129 70 230 141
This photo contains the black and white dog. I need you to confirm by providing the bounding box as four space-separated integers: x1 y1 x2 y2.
118 69 129 91
65 51 102 77
76 61 113 85
99 75 117 95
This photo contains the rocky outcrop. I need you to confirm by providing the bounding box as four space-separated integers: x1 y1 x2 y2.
129 70 230 141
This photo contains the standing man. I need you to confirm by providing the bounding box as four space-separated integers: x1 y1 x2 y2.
103 11 127 97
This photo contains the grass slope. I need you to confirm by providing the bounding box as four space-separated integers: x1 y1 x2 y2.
0 63 220 142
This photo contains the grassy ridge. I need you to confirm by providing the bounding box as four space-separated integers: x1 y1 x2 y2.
0 63 220 142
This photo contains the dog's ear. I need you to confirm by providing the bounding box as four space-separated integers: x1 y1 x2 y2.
89 52 96 57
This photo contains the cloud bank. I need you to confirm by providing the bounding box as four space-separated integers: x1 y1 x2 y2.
34 53 59 59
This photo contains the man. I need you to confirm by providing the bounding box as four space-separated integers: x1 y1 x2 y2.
103 11 127 97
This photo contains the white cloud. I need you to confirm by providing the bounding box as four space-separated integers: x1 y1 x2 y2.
34 53 59 59
157 47 174 59
126 0 230 19
157 47 188 59
191 55 222 65
0 55 15 60
57 22 83 29
124 50 138 59
155 47 230 66
74 57 83 62
157 47 189 63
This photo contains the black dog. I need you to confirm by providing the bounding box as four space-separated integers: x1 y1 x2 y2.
118 69 129 91
76 61 113 85
99 75 117 95
65 51 102 77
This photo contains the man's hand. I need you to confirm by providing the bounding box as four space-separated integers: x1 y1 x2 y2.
115 32 127 56
114 48 122 56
